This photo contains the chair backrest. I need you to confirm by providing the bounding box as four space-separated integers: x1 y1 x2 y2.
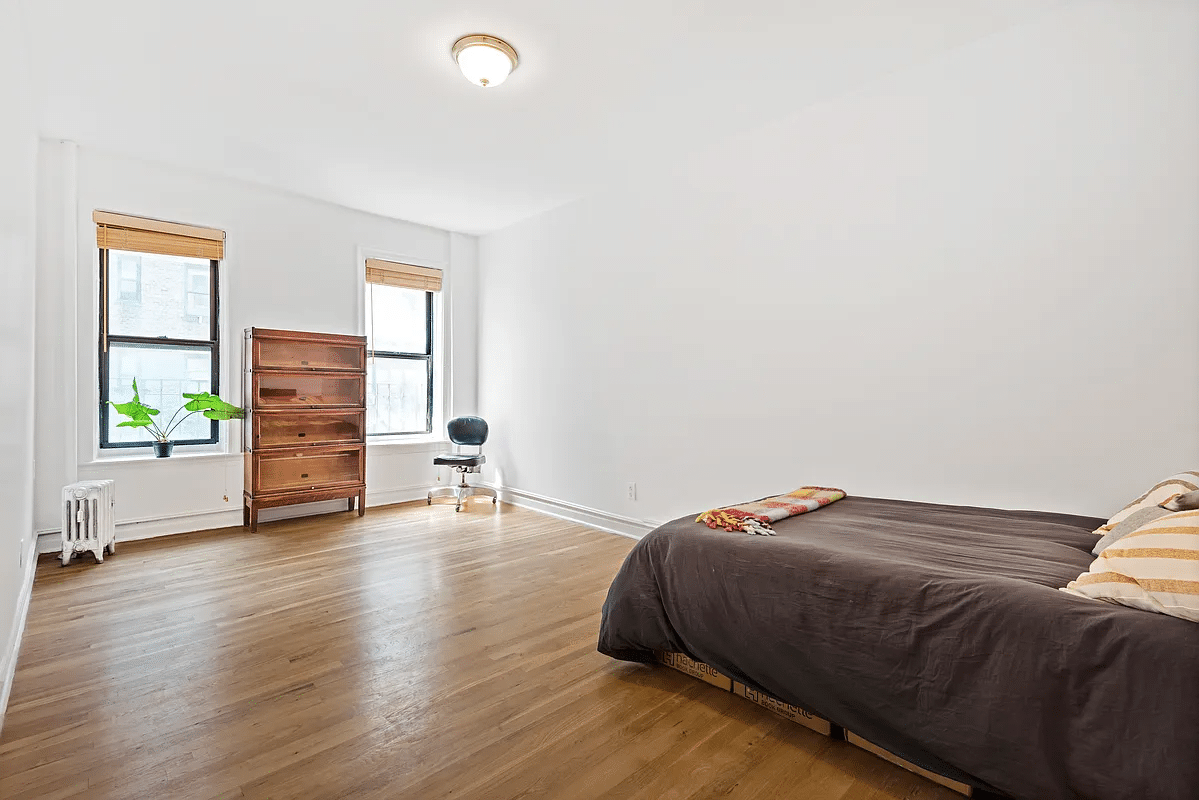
447 416 488 447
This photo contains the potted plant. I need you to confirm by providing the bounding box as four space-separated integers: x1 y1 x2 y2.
110 378 244 457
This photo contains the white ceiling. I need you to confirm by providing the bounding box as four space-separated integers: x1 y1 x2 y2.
20 0 1068 234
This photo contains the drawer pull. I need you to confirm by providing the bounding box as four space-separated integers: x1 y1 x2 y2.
297 432 306 437
301 473 309 478
301 360 309 365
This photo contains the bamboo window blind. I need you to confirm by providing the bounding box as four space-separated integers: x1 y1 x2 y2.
365 258 443 292
94 210 226 261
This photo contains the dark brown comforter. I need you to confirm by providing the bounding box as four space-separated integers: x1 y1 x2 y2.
597 496 1199 800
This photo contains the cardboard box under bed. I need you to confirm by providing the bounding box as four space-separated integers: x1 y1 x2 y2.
654 651 831 736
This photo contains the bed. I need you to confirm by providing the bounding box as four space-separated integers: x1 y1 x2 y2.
597 496 1199 800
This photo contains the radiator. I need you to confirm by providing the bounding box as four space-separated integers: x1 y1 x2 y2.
61 480 116 566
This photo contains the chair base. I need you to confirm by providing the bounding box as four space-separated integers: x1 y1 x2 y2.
428 483 498 512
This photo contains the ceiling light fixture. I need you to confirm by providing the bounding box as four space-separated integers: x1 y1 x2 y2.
452 34 519 88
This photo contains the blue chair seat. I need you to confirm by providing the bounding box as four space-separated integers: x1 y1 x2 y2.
434 453 486 468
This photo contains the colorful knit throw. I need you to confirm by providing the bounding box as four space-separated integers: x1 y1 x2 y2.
696 487 846 535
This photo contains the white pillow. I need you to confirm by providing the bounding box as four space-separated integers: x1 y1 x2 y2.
1065 509 1199 622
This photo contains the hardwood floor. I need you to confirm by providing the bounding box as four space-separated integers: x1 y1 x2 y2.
0 502 957 800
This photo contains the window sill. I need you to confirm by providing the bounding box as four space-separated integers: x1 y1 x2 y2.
83 449 236 467
367 436 449 451
85 438 452 465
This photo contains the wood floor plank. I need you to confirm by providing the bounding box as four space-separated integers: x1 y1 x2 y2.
0 502 960 800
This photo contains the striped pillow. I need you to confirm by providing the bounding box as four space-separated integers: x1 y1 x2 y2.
1064 509 1199 622
1094 470 1199 535
1091 505 1171 556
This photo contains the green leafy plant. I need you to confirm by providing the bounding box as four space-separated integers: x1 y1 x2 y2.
110 378 244 443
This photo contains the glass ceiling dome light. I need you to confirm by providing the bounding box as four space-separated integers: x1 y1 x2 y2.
452 34 519 88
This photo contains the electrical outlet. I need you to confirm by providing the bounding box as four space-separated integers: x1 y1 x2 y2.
627 482 637 501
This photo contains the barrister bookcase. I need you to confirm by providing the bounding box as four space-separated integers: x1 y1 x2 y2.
243 328 367 531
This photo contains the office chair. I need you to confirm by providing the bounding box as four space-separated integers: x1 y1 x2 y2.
428 416 498 512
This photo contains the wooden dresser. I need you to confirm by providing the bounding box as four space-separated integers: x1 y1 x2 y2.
243 328 367 532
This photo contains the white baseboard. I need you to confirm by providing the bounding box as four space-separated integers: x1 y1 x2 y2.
33 483 659 551
37 507 242 553
492 485 661 540
367 484 436 508
36 484 436 554
1 534 39 738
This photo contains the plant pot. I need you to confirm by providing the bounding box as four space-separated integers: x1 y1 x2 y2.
152 441 174 458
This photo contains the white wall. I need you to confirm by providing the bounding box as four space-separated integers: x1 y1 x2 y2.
33 145 479 540
0 0 40 723
478 0 1199 529
449 232 479 419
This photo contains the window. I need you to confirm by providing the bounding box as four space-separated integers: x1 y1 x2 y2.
185 266 211 322
118 257 141 301
364 259 442 436
96 211 225 450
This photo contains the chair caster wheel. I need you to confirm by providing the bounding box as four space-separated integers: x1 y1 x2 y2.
455 505 462 512
492 498 497 505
